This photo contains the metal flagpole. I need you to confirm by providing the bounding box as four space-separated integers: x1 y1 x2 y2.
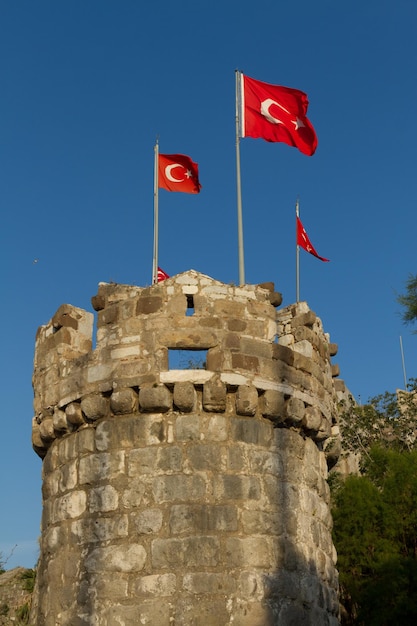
400 335 407 389
235 70 245 285
296 197 300 302
152 140 159 285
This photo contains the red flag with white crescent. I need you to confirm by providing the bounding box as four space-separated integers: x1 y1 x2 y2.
241 74 318 156
296 216 329 262
157 267 170 282
158 154 201 193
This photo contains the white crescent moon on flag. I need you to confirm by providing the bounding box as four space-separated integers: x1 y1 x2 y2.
165 164 185 182
260 98 289 125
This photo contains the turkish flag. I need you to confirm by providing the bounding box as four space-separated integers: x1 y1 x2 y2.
158 154 201 193
157 267 170 282
296 216 329 262
241 74 318 156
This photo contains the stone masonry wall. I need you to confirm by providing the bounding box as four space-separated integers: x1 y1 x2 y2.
30 270 342 625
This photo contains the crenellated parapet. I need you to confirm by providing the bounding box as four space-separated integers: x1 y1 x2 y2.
32 271 341 461
30 270 342 625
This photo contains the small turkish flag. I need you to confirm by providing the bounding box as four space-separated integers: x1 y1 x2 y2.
158 154 201 193
296 216 329 262
157 267 170 282
241 74 318 156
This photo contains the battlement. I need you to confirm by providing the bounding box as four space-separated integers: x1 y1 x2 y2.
30 270 342 625
32 270 342 461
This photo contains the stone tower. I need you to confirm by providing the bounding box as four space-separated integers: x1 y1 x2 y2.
31 270 342 625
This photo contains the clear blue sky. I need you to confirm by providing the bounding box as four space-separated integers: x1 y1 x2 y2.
1 0 416 569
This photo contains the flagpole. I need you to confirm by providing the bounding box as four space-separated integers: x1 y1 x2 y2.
235 70 245 285
295 197 300 302
399 335 407 389
152 140 159 285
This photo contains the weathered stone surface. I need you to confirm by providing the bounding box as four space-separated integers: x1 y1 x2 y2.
110 387 138 414
80 392 109 421
31 272 342 626
202 376 226 412
173 381 196 412
139 385 171 412
236 384 258 416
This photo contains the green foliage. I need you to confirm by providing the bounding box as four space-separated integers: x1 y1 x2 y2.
397 273 417 328
338 380 417 456
15 602 30 624
0 604 9 617
332 446 417 625
20 569 36 593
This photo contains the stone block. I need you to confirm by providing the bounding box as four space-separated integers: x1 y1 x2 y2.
110 387 138 414
39 417 56 442
227 318 247 332
153 474 206 502
79 451 125 484
187 443 222 471
132 508 163 535
225 537 272 568
89 485 119 512
231 352 259 373
81 392 109 421
175 414 201 440
65 402 85 426
202 376 226 412
121 477 146 507
71 516 128 543
205 415 228 441
136 295 163 314
302 406 323 432
213 474 261 501
151 536 219 568
285 396 305 424
230 417 272 447
85 544 147 573
173 381 196 412
183 572 236 594
52 490 87 522
261 389 286 421
236 385 258 416
169 504 238 534
53 407 70 433
139 385 172 412
133 573 177 597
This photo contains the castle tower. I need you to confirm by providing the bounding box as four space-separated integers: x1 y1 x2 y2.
31 271 341 625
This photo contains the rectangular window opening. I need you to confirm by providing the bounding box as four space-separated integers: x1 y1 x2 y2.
168 348 208 370
186 295 195 316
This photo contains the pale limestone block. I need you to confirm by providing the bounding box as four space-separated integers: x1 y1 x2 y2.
132 508 163 534
153 474 206 503
139 385 172 413
121 478 146 508
53 407 69 433
173 381 196 412
71 516 128 543
59 459 78 492
127 447 156 476
85 544 147 573
236 385 258 416
205 415 228 441
39 417 55 442
79 451 125 484
86 362 113 383
81 393 109 421
53 490 87 522
293 339 313 358
134 573 176 597
90 485 119 512
65 402 85 426
110 387 138 414
225 537 272 568
151 536 219 568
